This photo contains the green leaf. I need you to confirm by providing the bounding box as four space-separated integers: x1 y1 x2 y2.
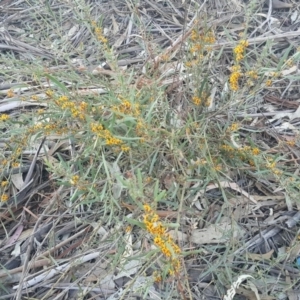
44 74 69 94
124 216 145 228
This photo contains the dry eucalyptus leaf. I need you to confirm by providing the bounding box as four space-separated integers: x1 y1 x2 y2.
291 11 298 23
168 230 188 243
67 25 79 38
191 181 257 210
269 105 300 122
0 101 47 112
191 218 244 244
269 0 293 9
246 249 274 261
281 65 297 76
111 15 119 35
113 259 140 280
11 173 25 190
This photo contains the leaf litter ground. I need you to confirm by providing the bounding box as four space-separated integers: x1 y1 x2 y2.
0 0 300 299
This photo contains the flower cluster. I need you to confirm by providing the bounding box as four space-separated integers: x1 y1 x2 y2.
192 96 201 106
185 58 202 68
229 40 249 91
90 122 130 151
135 118 149 142
69 175 90 191
1 194 9 202
190 29 215 45
143 204 181 276
46 89 54 98
70 175 80 185
229 65 242 91
91 20 108 44
112 98 140 117
233 40 249 62
1 181 8 187
252 147 260 155
227 122 239 132
27 120 67 136
7 89 14 98
266 158 282 176
0 181 9 203
221 144 261 164
186 28 215 69
192 91 211 107
265 79 272 87
0 114 10 121
246 70 258 80
55 95 87 120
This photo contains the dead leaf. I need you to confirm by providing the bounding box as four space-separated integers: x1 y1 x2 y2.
168 230 188 243
67 25 79 38
291 11 298 23
1 224 24 250
191 181 257 210
0 101 47 112
281 65 297 76
190 217 244 244
111 15 119 35
268 0 293 9
269 105 300 122
11 173 25 190
113 259 140 280
246 249 274 261
162 172 176 190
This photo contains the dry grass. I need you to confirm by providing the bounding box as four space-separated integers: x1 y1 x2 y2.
1 0 300 299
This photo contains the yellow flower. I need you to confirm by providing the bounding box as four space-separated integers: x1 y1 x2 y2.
58 95 69 102
229 70 242 91
7 89 14 98
251 147 260 155
1 194 9 202
37 109 45 115
221 144 234 152
92 21 108 44
12 162 20 168
267 161 276 169
246 70 258 79
120 145 130 152
125 226 132 233
143 202 181 275
240 40 249 47
46 89 54 98
31 95 39 101
79 101 87 111
0 114 10 121
190 29 198 42
233 40 249 62
286 140 295 146
228 123 239 132
265 79 272 86
105 136 122 146
272 168 282 176
90 123 104 133
192 96 201 106
214 164 222 171
70 175 79 185
205 97 211 107
144 204 152 213
204 31 215 44
190 44 202 53
153 271 162 282
1 181 9 187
